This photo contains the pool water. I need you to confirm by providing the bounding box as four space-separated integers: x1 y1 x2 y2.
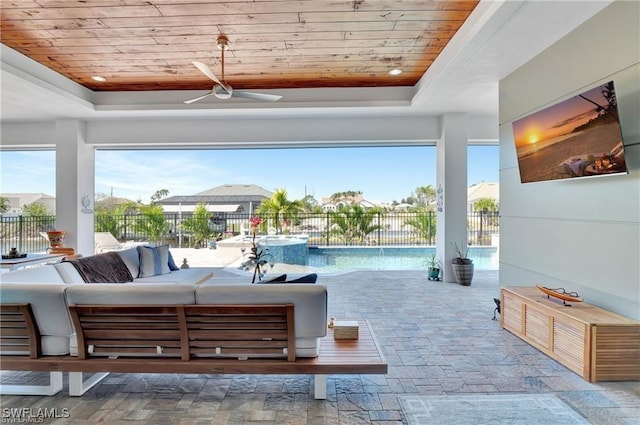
307 247 498 272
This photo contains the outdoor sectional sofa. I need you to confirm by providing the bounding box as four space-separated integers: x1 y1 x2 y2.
0 247 340 398
0 246 214 286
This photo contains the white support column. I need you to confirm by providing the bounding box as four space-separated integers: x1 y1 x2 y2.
436 114 469 282
55 120 94 256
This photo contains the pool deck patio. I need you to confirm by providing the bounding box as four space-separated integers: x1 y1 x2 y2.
1 269 638 424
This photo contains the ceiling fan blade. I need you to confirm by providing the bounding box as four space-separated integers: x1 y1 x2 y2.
233 91 283 102
183 91 215 104
192 61 231 92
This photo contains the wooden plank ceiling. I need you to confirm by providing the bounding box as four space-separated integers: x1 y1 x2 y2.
0 0 479 92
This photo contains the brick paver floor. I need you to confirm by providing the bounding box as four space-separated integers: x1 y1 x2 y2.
1 270 638 424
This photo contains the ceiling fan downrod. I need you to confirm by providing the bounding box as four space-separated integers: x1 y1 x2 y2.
217 36 229 83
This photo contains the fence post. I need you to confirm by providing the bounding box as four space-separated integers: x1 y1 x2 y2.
123 214 128 241
18 215 24 253
173 213 178 248
377 211 381 246
325 212 330 246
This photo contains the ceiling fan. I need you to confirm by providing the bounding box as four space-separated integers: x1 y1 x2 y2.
183 36 283 104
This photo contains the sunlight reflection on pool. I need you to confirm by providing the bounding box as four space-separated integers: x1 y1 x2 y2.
307 246 498 272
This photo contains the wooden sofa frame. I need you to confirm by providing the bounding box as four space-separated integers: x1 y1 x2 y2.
1 303 387 399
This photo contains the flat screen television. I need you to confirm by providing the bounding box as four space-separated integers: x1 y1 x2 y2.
512 80 628 183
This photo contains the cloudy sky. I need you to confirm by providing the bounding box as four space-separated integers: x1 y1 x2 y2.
1 146 498 203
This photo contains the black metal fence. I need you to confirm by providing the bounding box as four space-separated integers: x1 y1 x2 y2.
0 215 56 254
1 211 499 253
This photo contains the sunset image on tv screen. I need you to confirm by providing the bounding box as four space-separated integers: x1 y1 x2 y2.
512 81 627 183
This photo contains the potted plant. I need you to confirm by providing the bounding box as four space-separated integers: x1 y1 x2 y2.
426 253 441 280
451 242 474 286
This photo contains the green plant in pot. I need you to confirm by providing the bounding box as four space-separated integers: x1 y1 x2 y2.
451 242 474 286
425 253 441 280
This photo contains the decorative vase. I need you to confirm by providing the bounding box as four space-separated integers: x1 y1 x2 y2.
46 230 66 248
451 262 474 286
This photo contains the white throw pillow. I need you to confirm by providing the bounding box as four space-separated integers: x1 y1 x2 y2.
137 245 171 278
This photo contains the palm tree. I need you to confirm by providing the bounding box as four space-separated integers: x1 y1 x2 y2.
329 204 382 245
256 189 303 234
0 196 10 213
95 201 136 239
134 203 170 245
21 201 55 237
413 185 436 208
150 189 170 203
181 202 214 248
473 197 498 212
404 209 436 244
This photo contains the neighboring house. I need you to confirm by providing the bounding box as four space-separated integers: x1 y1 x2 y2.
393 203 413 211
156 184 273 215
321 194 376 212
467 182 499 212
0 193 56 215
95 196 137 211
321 199 376 212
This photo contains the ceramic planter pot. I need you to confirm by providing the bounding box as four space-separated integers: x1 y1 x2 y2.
451 262 474 286
46 230 66 247
428 267 440 279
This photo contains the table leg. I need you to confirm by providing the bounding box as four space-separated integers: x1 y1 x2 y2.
314 374 327 399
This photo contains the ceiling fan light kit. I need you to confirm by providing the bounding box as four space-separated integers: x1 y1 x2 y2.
183 36 282 104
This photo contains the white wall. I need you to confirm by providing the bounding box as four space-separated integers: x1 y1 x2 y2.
499 1 640 319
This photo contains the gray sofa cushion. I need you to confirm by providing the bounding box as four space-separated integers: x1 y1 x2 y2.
53 262 85 283
0 283 73 355
134 268 213 285
65 283 197 305
115 247 140 278
0 265 65 284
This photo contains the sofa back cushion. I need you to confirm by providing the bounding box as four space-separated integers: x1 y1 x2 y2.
195 284 328 339
65 283 197 305
53 262 85 283
115 247 140 278
0 265 65 284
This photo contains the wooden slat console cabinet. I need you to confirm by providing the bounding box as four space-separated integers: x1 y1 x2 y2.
501 286 640 382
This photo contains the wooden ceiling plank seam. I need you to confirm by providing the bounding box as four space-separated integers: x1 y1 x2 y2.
345 30 456 40
298 11 473 23
75 21 392 36
98 13 304 29
0 5 164 20
155 2 355 16
351 0 478 13
175 55 431 66
29 51 433 63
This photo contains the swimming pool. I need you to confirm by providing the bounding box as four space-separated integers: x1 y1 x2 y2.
307 246 498 272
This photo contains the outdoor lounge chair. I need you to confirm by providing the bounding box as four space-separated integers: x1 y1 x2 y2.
94 232 148 253
94 232 126 253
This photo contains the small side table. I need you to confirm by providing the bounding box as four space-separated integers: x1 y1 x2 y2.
0 253 65 271
49 247 79 260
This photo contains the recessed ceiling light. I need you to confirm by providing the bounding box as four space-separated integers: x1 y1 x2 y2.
91 76 107 82
388 68 403 76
